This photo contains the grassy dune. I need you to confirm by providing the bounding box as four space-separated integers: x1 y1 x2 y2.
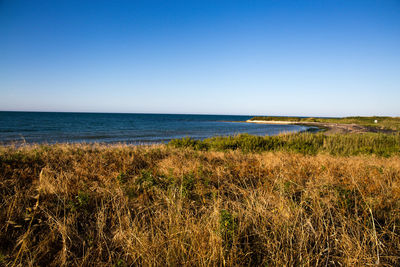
249 116 400 131
1 135 400 266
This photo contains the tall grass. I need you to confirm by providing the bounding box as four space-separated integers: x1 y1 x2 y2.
0 144 399 266
169 132 400 157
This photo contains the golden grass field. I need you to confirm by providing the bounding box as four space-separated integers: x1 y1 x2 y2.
1 140 399 266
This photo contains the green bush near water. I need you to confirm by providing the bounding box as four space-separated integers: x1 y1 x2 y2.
169 132 400 156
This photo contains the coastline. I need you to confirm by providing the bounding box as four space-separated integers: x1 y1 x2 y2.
246 119 394 134
246 120 298 125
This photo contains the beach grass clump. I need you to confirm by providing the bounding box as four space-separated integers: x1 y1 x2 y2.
169 132 400 156
0 143 400 265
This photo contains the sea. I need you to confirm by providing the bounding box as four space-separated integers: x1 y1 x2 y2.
0 111 311 145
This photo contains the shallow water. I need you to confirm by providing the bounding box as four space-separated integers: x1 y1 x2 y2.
0 112 310 144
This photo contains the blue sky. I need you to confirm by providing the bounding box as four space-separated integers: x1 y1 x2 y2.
1 0 399 116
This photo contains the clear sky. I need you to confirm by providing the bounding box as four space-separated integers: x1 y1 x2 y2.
0 0 399 116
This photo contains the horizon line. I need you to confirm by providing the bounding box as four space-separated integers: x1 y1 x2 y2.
1 110 398 118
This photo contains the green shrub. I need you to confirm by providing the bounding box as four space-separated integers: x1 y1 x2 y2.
169 132 400 156
116 172 128 184
219 209 237 251
181 173 195 197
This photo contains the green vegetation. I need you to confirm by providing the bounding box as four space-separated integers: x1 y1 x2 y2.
250 116 400 130
169 132 400 156
219 209 237 252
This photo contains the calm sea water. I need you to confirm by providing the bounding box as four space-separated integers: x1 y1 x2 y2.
0 112 310 145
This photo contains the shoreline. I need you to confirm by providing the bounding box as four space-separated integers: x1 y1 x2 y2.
246 119 395 134
0 120 394 147
0 122 316 146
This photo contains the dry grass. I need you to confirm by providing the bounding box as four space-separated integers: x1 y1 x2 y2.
1 143 400 266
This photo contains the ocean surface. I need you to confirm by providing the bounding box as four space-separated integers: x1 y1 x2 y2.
0 112 311 145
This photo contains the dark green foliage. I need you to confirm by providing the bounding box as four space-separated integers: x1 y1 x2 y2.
219 209 237 251
334 186 363 214
113 259 127 267
168 137 208 150
76 191 90 208
136 169 156 188
181 173 195 197
116 172 128 184
68 191 91 212
169 132 400 156
285 133 325 155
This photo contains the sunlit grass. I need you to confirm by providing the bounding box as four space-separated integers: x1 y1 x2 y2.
1 142 399 265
